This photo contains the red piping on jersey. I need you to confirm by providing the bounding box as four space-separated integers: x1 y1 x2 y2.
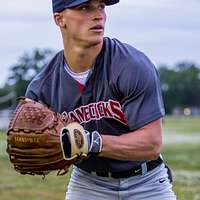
76 81 85 92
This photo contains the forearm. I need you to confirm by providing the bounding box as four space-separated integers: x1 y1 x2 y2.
99 119 163 161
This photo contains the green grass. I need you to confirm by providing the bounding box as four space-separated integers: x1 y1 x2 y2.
162 117 200 200
0 131 6 140
1 116 200 200
164 116 200 134
0 155 71 200
163 143 200 171
162 143 200 200
0 131 70 200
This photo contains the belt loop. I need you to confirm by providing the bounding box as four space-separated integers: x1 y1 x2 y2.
141 163 147 175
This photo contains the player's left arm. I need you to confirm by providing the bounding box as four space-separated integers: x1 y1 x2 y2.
100 50 165 161
99 118 162 161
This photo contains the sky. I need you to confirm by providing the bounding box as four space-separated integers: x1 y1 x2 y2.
0 0 200 87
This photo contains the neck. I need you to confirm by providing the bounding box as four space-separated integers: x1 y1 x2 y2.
63 40 103 73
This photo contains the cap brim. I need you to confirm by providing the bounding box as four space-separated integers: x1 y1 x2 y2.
66 0 90 8
105 0 119 6
53 0 119 13
67 0 119 8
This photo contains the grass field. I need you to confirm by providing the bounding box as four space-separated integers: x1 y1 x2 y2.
162 116 200 200
0 116 200 200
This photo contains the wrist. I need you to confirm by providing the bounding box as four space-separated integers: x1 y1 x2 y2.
85 130 103 154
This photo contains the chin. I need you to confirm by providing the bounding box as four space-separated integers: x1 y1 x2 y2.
84 36 104 48
92 37 103 45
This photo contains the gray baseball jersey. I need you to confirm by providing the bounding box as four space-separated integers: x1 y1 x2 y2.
25 37 165 172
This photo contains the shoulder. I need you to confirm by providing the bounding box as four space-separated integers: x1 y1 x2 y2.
104 37 155 73
103 38 158 84
25 50 64 101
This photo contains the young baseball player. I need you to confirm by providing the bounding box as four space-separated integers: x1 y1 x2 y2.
25 0 177 199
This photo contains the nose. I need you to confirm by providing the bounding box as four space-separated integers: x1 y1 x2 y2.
93 8 106 21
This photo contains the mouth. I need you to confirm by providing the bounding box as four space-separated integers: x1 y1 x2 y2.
90 25 104 33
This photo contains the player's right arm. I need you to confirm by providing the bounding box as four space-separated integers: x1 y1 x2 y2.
99 118 162 161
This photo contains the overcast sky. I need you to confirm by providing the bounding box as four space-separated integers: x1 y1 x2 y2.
0 0 200 86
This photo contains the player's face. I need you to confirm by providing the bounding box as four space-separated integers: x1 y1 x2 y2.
58 0 106 47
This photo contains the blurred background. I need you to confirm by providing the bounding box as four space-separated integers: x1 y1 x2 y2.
0 0 200 199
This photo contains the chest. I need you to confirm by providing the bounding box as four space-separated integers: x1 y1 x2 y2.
46 66 128 134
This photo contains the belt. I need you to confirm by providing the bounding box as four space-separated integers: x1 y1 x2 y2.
84 157 163 179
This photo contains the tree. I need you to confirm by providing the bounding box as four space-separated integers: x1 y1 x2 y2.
6 48 54 99
158 62 200 113
0 87 15 109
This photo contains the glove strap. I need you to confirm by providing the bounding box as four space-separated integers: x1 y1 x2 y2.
85 130 102 153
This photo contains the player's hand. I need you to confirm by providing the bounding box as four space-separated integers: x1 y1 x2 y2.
60 123 102 160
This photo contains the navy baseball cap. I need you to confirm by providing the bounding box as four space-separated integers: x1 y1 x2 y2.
52 0 119 13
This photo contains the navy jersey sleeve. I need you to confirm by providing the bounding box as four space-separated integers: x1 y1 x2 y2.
25 51 63 105
25 66 48 102
25 79 40 101
25 66 51 104
116 49 165 130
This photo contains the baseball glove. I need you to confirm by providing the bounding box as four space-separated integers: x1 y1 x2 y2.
6 98 89 176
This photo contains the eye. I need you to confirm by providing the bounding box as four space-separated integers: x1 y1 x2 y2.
99 3 105 10
77 4 90 11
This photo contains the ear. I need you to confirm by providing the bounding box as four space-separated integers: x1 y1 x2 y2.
53 13 66 28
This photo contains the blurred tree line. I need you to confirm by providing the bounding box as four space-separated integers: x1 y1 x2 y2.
159 63 200 113
0 48 200 114
0 49 54 109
